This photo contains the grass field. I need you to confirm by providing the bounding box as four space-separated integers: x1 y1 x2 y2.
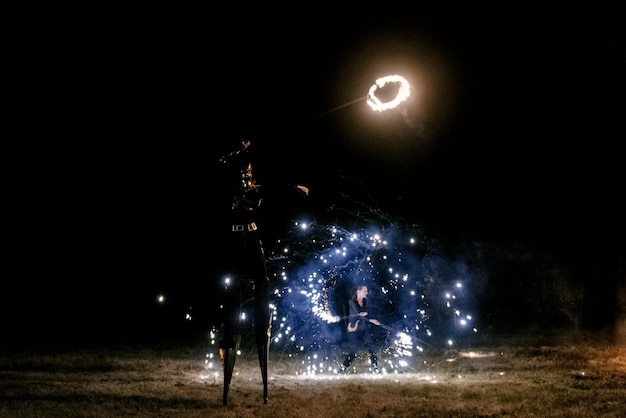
1 332 625 417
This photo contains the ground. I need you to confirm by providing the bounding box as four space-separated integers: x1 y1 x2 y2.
1 332 625 417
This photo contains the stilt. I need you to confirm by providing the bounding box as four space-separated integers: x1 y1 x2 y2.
257 316 271 404
222 335 241 405
254 274 271 404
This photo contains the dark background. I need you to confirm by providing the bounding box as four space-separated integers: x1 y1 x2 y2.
5 8 624 347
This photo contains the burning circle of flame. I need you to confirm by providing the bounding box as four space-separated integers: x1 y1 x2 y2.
366 75 411 112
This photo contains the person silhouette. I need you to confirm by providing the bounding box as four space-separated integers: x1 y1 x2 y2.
340 284 381 374
217 140 309 404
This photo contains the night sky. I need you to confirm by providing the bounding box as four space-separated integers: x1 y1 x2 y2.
5 9 624 347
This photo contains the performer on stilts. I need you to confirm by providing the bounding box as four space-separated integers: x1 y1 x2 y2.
217 140 309 405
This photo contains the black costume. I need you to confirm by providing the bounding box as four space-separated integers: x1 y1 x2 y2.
218 143 270 405
217 141 306 404
342 297 378 372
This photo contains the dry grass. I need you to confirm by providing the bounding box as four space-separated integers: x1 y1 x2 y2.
1 334 625 417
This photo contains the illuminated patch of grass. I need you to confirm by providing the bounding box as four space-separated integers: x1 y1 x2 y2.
1 337 625 417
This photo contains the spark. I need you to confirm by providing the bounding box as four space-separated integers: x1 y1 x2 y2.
204 219 481 376
263 222 479 374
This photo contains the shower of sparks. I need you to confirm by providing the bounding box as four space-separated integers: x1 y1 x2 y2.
366 75 411 112
206 220 482 376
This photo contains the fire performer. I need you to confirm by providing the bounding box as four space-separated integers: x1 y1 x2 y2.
217 140 309 405
340 284 381 374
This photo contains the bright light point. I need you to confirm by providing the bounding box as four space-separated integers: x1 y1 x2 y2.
157 295 165 303
367 74 411 112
